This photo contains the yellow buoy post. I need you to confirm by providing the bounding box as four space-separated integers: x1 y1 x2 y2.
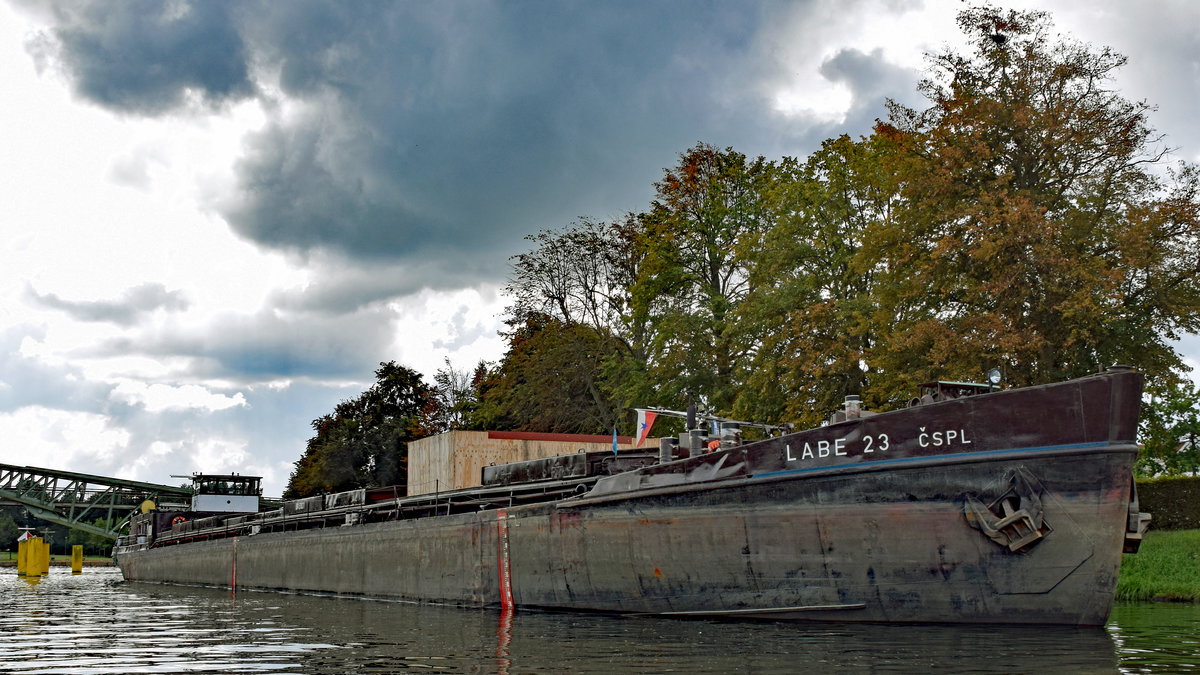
71 545 83 574
16 537 28 576
41 540 51 576
26 537 46 576
23 536 44 577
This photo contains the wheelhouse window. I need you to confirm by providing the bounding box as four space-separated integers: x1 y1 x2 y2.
194 475 261 497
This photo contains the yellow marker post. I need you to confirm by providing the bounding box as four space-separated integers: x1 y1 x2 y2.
25 537 49 577
16 538 28 576
27 537 41 576
31 537 42 577
71 545 83 574
24 537 42 577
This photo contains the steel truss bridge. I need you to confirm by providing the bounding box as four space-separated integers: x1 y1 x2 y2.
0 463 195 540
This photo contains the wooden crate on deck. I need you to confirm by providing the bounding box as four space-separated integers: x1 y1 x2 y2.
407 430 649 496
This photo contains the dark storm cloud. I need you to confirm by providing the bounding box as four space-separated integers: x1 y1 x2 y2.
25 0 255 114
23 0 1199 298
266 255 492 315
220 1 772 275
28 0 820 284
26 282 189 326
91 306 399 382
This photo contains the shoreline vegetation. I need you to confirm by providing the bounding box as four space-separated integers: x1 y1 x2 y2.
1117 529 1200 602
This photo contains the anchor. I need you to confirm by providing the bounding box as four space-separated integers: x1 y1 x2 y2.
963 467 1051 553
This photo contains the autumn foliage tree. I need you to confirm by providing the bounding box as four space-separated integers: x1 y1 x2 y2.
319 5 1199 464
529 7 1193 434
632 144 775 414
491 144 777 428
867 6 1200 394
493 214 652 432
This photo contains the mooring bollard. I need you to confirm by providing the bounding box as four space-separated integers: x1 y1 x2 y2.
72 545 83 574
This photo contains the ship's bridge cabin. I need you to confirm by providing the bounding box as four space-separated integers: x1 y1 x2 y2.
191 473 261 513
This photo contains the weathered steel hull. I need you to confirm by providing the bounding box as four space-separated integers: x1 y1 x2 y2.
525 452 1133 624
115 370 1145 625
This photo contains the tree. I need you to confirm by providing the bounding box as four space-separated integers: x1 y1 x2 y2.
632 143 775 414
284 361 432 498
506 217 642 335
737 134 902 425
0 511 18 552
471 314 625 434
426 357 479 433
500 214 654 432
1137 382 1200 477
66 518 114 556
868 6 1200 394
477 6 1200 434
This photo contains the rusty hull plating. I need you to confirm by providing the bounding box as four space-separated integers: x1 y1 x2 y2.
114 369 1148 625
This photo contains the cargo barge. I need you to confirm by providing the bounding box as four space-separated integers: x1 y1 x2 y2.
114 368 1150 625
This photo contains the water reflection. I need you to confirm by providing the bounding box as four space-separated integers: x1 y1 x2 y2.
1 568 1198 673
1110 603 1200 673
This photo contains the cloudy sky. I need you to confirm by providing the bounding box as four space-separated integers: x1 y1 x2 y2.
2 0 1197 496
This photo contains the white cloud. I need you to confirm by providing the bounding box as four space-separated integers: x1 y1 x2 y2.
387 285 508 378
757 0 962 123
109 380 248 413
0 405 130 467
189 438 250 478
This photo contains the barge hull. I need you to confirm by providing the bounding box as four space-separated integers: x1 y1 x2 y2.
115 370 1145 625
117 447 1134 625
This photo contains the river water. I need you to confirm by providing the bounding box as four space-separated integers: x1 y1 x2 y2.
2 567 1198 674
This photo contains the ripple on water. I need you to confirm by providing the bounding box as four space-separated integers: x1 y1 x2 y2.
3 568 1200 673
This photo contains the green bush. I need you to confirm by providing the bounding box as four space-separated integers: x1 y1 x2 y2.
1136 476 1200 531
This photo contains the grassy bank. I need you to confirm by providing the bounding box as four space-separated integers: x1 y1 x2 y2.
1117 529 1200 602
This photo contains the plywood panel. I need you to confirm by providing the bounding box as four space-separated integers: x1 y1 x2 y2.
408 431 654 495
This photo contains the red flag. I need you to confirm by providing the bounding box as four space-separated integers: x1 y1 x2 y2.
635 409 658 447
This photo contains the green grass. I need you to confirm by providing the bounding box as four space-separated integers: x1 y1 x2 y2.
1117 529 1200 602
